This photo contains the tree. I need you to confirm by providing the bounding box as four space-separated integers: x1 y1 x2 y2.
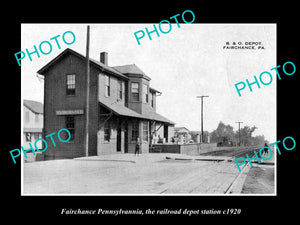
211 122 267 146
234 125 258 146
210 121 235 145
252 135 267 146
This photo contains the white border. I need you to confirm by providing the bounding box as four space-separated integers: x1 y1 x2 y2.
20 23 277 196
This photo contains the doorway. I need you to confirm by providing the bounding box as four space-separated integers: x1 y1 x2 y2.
124 121 128 153
164 125 168 143
116 126 121 152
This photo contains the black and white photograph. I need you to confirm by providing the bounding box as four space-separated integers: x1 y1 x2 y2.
4 5 298 221
21 23 277 195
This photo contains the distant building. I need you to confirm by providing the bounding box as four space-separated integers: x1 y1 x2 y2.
23 100 43 149
174 127 190 136
174 127 191 144
37 48 175 160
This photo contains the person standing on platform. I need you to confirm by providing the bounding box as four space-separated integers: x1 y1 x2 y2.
135 137 141 156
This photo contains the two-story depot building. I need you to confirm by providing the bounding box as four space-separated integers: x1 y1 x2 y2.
37 48 175 160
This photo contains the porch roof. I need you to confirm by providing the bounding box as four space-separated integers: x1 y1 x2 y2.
142 110 175 125
99 97 145 119
99 97 174 125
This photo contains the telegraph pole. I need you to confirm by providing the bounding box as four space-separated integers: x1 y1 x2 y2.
235 121 243 146
196 95 209 143
85 25 90 157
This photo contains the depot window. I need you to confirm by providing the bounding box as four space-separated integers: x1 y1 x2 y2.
131 82 139 101
105 75 110 97
118 80 123 100
104 123 111 142
151 93 155 107
131 121 139 141
142 121 148 141
65 116 75 141
142 84 148 103
66 74 76 96
25 132 31 142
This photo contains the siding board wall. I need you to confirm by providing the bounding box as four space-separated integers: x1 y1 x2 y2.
44 53 98 159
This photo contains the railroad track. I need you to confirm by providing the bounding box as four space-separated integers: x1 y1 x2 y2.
158 146 265 194
230 146 262 158
224 146 262 194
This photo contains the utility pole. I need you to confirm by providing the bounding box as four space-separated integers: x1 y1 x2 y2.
235 121 243 146
196 95 209 143
85 25 90 157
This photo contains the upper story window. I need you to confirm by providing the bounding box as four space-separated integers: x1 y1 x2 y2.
142 84 148 103
66 74 76 96
131 82 139 101
151 93 155 107
118 80 123 100
105 75 110 97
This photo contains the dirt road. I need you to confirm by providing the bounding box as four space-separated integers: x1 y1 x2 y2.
22 153 275 195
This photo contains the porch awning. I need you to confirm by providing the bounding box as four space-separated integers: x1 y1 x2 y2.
142 110 175 125
99 97 175 125
99 97 145 119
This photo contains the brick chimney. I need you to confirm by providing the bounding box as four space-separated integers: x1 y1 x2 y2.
100 52 108 65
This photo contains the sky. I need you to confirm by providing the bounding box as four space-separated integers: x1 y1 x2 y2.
21 23 276 142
